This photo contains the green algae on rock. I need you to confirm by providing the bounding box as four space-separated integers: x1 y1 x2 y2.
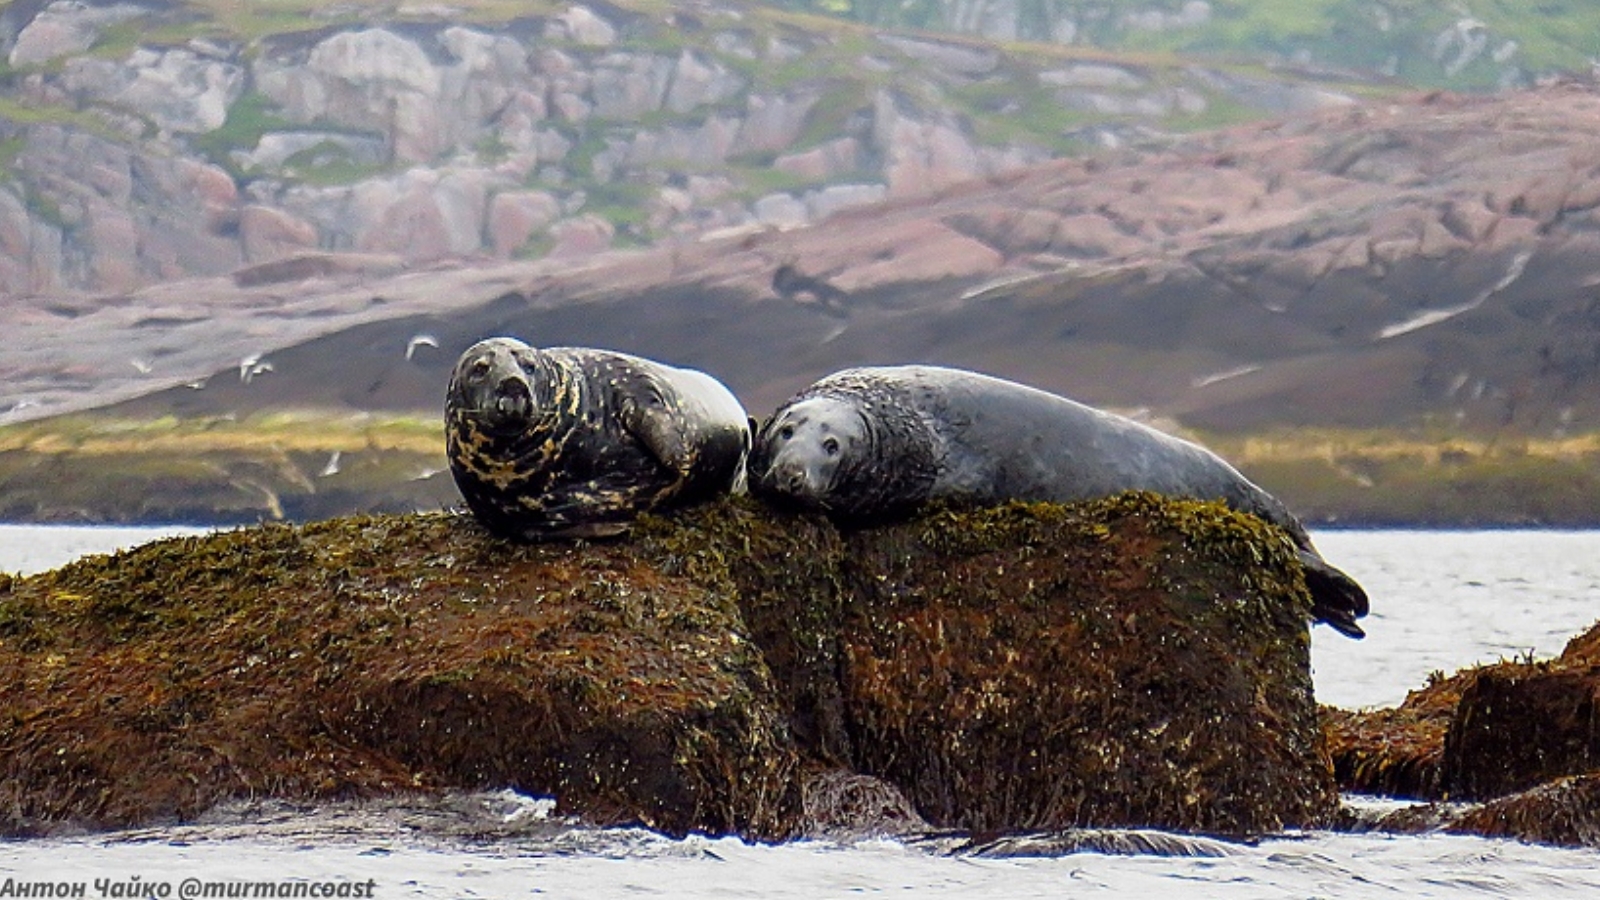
0 494 1335 838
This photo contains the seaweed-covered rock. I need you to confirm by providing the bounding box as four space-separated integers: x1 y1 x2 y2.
1323 677 1464 798
0 514 799 837
829 495 1335 836
1442 663 1600 801
1448 774 1600 846
0 494 1334 838
1330 622 1600 805
1327 618 1600 848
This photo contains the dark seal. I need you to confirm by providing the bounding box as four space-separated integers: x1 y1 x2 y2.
446 337 750 539
749 365 1369 638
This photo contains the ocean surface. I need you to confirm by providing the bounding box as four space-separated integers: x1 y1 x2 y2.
2 525 1598 897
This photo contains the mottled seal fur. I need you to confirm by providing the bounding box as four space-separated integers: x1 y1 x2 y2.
749 365 1369 638
446 337 750 539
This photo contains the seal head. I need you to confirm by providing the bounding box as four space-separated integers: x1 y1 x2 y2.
751 383 939 523
449 338 551 436
751 397 866 505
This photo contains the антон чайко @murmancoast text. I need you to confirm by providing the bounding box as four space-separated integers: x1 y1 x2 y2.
0 878 379 899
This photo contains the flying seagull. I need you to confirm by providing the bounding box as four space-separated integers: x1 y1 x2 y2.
406 334 440 361
239 354 274 384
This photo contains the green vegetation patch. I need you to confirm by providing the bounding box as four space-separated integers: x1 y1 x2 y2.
1203 427 1600 527
765 0 1599 90
190 92 296 174
0 411 450 525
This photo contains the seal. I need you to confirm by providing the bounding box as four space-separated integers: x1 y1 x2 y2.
749 365 1369 638
446 337 750 540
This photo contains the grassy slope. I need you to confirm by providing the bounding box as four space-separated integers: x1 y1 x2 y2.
1170 0 1600 85
1202 429 1600 527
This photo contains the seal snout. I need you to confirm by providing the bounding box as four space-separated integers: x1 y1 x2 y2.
765 459 811 497
494 375 532 419
760 455 825 503
782 468 807 494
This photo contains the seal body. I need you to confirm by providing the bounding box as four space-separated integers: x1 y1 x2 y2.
446 337 750 539
750 365 1369 637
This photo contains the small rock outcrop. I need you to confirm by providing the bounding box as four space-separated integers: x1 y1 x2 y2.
1327 618 1600 847
0 494 1335 839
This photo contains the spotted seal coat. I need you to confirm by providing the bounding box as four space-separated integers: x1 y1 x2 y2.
446 337 750 539
749 364 1369 638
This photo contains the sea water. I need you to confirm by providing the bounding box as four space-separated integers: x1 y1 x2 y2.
2 526 1598 898
0 523 210 578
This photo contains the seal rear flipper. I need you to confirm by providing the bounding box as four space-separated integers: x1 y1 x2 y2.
1297 548 1369 639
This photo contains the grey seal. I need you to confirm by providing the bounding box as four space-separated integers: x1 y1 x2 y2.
748 364 1368 637
446 337 750 539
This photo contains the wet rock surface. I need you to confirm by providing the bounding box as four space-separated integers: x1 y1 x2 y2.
0 494 1335 839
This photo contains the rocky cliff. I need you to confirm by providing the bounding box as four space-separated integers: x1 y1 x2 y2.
0 0 1368 296
9 75 1600 433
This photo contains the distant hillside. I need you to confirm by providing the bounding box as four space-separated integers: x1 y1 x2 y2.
770 0 1600 91
0 0 1382 296
6 77 1600 525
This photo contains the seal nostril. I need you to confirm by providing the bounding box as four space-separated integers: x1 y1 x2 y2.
493 377 533 419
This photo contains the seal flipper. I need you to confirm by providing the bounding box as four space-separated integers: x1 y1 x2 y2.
1297 548 1369 639
620 388 695 476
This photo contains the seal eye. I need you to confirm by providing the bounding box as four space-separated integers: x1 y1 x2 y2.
822 436 840 456
467 358 490 381
778 424 795 440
